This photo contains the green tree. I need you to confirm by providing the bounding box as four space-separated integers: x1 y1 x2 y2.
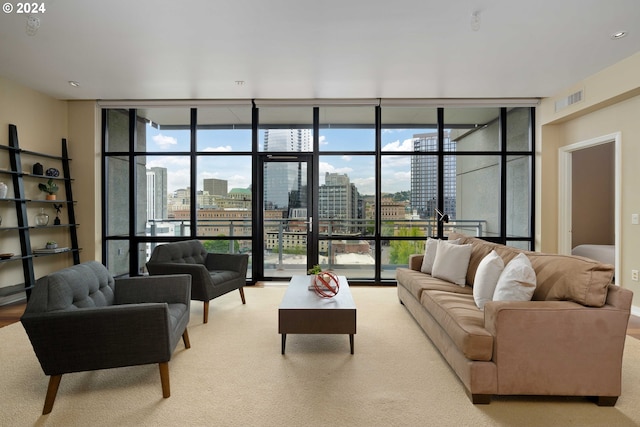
389 227 425 265
203 237 239 254
283 246 306 255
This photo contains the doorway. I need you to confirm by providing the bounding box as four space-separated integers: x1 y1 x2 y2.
558 132 620 280
258 154 317 279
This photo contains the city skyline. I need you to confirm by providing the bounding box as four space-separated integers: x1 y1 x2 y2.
143 122 438 196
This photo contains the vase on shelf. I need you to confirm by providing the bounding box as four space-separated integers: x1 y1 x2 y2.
0 181 7 199
34 208 49 226
32 162 43 175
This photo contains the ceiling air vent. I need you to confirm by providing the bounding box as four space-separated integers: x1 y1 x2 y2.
555 89 584 112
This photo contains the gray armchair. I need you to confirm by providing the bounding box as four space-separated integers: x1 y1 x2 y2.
20 261 191 414
146 240 248 323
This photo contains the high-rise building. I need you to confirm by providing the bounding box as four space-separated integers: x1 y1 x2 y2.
203 178 228 197
263 129 312 212
319 172 359 233
146 167 168 220
410 131 456 219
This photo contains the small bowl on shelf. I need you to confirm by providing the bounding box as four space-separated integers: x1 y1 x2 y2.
0 253 15 260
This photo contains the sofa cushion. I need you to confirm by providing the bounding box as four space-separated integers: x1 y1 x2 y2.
448 233 520 287
420 238 460 274
449 233 613 307
432 240 472 286
493 253 536 302
395 268 472 301
473 250 504 309
420 289 493 361
527 253 612 307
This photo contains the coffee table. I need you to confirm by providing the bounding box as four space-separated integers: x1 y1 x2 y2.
278 275 356 354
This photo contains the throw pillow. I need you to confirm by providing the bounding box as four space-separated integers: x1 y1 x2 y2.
473 250 504 309
493 253 537 302
431 240 472 286
420 238 460 274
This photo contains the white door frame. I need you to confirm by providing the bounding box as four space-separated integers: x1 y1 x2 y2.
558 132 621 281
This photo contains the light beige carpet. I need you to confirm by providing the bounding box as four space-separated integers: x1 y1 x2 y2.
2 285 640 427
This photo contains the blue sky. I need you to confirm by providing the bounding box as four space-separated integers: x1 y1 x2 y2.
144 124 434 195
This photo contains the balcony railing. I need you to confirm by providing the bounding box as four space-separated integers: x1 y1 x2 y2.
144 217 488 278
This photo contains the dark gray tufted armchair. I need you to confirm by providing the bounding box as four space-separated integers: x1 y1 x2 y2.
146 240 248 324
20 261 191 414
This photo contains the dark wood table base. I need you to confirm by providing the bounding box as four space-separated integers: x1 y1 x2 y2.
279 275 356 354
280 333 355 354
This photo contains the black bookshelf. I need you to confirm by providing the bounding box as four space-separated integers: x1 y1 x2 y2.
0 124 80 298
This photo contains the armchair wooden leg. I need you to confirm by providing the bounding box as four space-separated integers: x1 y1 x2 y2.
239 287 246 304
203 301 209 324
159 362 170 398
43 374 62 414
182 329 191 349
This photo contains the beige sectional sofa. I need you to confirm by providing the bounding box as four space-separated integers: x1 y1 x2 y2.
396 233 633 405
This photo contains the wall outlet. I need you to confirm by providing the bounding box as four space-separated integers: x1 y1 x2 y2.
632 213 639 225
632 270 639 282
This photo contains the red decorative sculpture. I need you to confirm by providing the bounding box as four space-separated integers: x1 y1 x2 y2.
311 272 340 298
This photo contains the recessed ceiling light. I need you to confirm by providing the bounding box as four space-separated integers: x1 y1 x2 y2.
611 31 627 40
68 81 80 87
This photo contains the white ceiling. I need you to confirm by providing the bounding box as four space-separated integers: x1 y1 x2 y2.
1 0 639 101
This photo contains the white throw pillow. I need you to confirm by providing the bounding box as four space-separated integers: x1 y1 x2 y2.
431 240 472 286
473 250 504 309
492 253 537 302
420 238 460 274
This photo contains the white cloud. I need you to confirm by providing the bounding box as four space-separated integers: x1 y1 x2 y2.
152 133 178 148
352 176 375 195
319 135 328 146
147 156 190 169
168 169 190 191
381 155 411 168
341 155 352 161
203 146 233 152
393 171 411 180
382 138 415 151
319 162 353 175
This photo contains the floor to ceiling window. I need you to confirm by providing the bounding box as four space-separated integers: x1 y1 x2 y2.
102 100 536 283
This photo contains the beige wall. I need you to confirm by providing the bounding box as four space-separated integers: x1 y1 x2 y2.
68 101 101 261
539 52 640 308
0 77 100 298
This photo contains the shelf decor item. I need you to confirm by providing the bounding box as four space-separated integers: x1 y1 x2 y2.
53 203 63 225
45 241 58 249
308 268 340 298
32 162 43 175
35 208 49 226
0 181 7 198
38 178 59 200
45 167 60 177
